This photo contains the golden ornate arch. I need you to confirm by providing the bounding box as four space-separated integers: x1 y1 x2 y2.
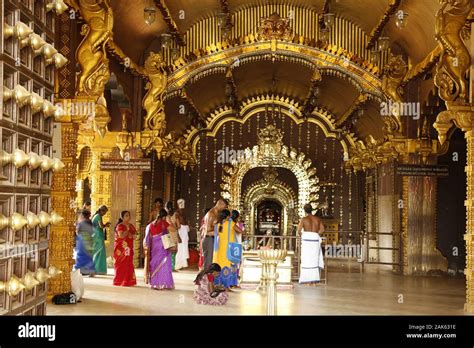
220 124 319 217
184 94 361 159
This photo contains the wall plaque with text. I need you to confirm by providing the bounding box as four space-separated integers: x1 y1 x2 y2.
100 158 152 171
396 165 449 177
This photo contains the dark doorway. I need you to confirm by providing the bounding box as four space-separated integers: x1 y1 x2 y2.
256 200 282 235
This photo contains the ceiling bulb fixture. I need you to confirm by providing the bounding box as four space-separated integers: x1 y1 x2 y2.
377 36 390 51
313 86 322 98
323 13 335 29
225 83 233 97
160 33 172 49
395 10 408 29
221 23 233 40
144 6 157 25
370 49 380 64
217 12 228 27
171 47 180 60
319 27 330 44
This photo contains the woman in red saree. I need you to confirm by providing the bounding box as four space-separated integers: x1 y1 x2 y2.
113 211 137 286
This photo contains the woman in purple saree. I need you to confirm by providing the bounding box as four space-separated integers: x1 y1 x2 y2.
144 209 174 289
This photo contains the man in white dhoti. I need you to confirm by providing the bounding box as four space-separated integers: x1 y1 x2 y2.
175 198 190 270
297 204 325 284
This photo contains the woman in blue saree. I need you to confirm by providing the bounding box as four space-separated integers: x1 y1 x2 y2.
74 209 95 276
92 205 110 275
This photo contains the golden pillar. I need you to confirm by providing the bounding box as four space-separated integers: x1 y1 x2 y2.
134 173 143 268
464 128 474 313
433 0 472 313
401 165 447 275
49 122 79 295
434 107 474 313
90 149 112 241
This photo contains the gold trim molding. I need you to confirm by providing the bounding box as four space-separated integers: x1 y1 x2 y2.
166 40 382 96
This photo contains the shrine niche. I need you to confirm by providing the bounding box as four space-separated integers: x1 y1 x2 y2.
241 167 298 237
220 124 319 217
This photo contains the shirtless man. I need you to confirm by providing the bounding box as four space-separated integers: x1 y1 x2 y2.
202 198 228 270
297 204 325 235
298 203 325 285
148 198 163 224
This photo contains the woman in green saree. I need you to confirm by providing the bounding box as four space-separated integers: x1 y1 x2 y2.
92 205 110 275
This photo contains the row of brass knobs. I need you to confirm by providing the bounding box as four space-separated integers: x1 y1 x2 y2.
0 149 65 171
3 84 59 118
0 211 63 231
0 266 63 296
3 21 68 69
0 0 69 299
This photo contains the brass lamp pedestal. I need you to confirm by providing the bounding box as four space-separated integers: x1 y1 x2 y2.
258 249 287 315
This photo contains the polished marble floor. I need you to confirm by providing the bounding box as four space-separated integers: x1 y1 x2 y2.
47 265 469 316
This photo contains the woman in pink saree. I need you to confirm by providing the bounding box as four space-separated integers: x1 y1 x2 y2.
143 209 174 289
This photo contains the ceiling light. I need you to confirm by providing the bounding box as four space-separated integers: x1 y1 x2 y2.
313 86 321 98
221 23 233 40
323 13 335 29
395 10 408 29
217 12 228 27
377 36 390 51
161 33 172 49
370 49 380 64
144 7 157 25
319 27 330 44
171 47 180 60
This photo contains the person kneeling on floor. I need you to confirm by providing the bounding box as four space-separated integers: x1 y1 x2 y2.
193 263 228 305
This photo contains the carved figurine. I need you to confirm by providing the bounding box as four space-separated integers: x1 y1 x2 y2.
257 12 294 41
73 0 113 97
142 52 168 136
434 0 471 104
382 55 407 103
